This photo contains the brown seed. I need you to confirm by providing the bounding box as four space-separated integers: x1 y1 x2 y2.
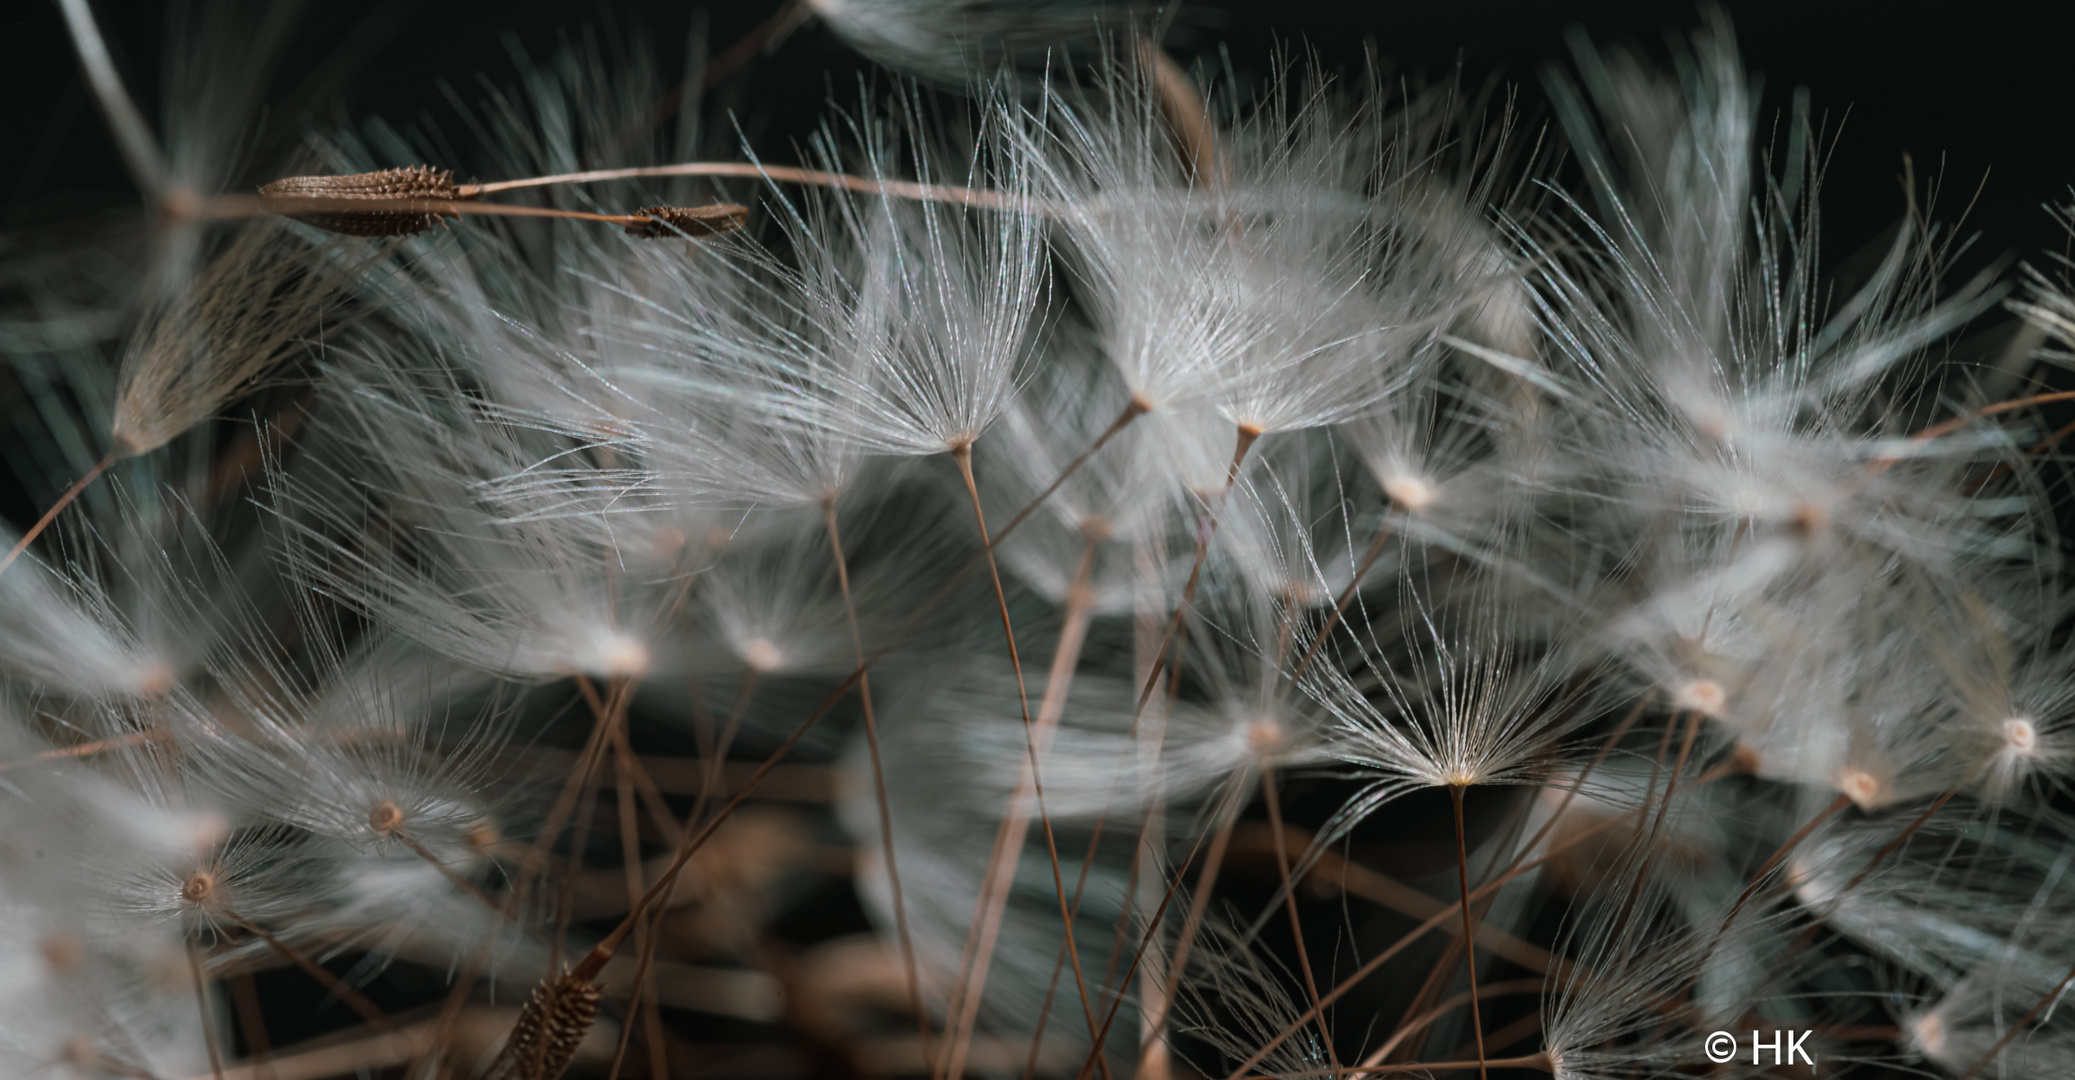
258 166 465 237
624 202 749 239
479 971 604 1080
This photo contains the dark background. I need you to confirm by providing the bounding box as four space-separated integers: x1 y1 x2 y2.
3 0 2072 278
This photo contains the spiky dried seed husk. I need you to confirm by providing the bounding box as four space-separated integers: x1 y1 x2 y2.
477 971 602 1080
624 202 749 239
258 167 463 237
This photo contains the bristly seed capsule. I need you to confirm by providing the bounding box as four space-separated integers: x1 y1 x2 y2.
479 970 604 1080
624 203 749 239
258 167 466 237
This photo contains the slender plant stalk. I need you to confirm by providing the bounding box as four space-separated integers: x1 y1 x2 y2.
0 450 116 579
186 941 227 1080
227 912 399 1034
948 440 1109 1080
1133 424 1262 716
1447 787 1489 1080
1954 958 2075 1080
941 531 1105 1080
1217 785 1710 1080
607 738 668 1080
1260 767 1338 1073
824 498 936 1074
1130 777 1252 1080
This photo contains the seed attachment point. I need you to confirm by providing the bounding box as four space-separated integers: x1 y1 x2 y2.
180 871 216 906
368 800 406 835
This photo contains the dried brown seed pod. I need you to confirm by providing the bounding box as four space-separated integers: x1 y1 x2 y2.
257 166 465 237
479 971 603 1080
624 202 749 239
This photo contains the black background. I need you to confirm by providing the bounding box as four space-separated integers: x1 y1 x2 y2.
4 0 2073 277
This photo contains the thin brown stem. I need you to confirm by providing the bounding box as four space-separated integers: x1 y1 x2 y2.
0 730 164 772
1132 776 1250 1076
1217 792 1675 1080
1955 959 2075 1080
1134 424 1262 716
942 533 1104 1080
458 162 1035 210
1261 768 1337 1073
608 738 668 1080
226 971 274 1080
952 440 1110 1080
186 942 227 1080
212 194 713 230
0 450 117 579
826 498 935 1075
574 665 864 983
988 398 1150 548
1448 788 1488 1080
1284 520 1396 691
552 679 630 969
1070 811 1225 1080
952 442 1038 737
391 830 505 916
226 912 398 1035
